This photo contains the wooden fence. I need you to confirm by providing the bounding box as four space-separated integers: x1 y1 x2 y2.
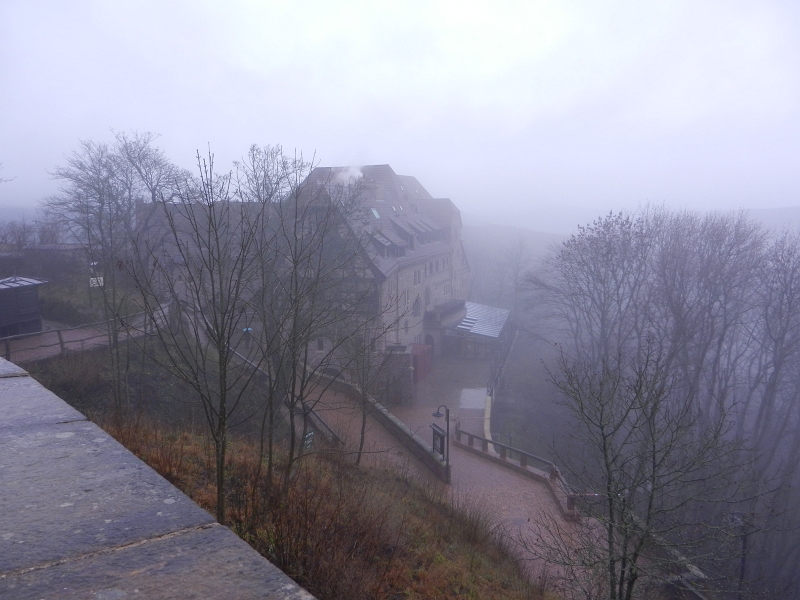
0 315 146 365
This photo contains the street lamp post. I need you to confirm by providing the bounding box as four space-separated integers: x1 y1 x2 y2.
432 404 450 483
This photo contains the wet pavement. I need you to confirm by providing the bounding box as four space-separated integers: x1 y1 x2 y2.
313 354 577 581
393 355 571 562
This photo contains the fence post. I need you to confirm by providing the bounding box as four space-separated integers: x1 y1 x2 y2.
482 439 489 453
520 454 527 469
4 339 9 361
499 445 507 460
57 330 65 355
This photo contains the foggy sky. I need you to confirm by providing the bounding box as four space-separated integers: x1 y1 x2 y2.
2 0 800 234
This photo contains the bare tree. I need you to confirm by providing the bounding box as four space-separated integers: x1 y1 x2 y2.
129 143 386 521
525 207 800 598
0 218 32 252
235 151 403 486
0 162 12 184
338 314 401 465
530 345 746 600
529 211 656 367
257 169 375 486
130 149 266 523
47 139 148 417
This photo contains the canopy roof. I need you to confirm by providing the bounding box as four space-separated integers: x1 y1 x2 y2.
0 277 47 290
444 302 510 339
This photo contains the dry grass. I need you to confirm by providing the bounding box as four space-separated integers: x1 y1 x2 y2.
31 350 555 599
100 415 546 600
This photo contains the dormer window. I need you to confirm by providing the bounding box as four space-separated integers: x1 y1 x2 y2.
372 208 380 219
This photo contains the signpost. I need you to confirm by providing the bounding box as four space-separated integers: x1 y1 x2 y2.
432 404 450 483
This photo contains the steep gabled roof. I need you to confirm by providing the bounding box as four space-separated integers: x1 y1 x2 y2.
305 164 462 278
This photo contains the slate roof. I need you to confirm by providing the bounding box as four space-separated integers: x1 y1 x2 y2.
305 165 462 279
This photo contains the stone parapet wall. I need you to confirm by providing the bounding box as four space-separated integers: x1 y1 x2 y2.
0 358 314 599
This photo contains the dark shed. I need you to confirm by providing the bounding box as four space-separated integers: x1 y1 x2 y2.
0 277 47 337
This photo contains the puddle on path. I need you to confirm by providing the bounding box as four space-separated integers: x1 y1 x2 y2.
459 388 486 409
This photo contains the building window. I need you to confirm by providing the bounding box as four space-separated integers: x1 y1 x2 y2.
412 297 421 316
404 320 409 333
317 338 324 351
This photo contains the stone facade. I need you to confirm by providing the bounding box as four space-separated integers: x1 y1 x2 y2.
306 165 471 355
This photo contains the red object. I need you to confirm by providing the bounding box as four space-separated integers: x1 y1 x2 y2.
411 344 432 383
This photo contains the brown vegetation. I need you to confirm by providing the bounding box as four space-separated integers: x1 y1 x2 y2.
30 350 547 600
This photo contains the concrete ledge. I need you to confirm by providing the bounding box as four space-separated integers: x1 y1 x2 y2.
0 359 315 599
2 524 314 600
0 359 26 378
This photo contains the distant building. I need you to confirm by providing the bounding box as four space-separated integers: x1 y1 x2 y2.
0 277 47 337
441 302 512 358
135 164 476 395
305 164 471 355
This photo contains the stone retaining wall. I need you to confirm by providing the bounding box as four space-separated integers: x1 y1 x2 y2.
315 373 451 484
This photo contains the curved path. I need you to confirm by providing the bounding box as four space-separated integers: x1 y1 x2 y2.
312 355 577 583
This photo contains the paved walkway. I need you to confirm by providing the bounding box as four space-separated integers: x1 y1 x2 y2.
2 317 147 365
312 355 576 581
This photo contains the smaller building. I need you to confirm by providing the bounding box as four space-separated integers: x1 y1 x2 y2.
441 302 512 359
0 277 47 337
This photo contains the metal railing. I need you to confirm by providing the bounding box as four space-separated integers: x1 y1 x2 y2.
453 422 580 519
455 424 557 473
